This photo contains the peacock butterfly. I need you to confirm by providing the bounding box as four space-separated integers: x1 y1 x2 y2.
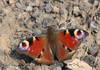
16 27 88 64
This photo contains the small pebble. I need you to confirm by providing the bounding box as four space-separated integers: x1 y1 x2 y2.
96 31 100 45
26 5 33 12
90 21 97 28
45 3 53 13
52 5 60 13
44 0 50 3
81 55 96 67
59 22 68 30
88 45 99 57
94 0 99 6
42 17 54 27
9 0 16 4
73 6 80 16
16 2 23 8
6 65 21 70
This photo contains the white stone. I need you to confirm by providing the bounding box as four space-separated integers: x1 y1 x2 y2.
96 31 100 45
73 6 80 15
2 7 12 14
9 0 16 4
26 6 33 12
53 6 60 13
6 66 21 70
0 35 10 53
67 59 92 70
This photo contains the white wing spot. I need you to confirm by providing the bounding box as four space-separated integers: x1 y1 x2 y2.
33 37 36 41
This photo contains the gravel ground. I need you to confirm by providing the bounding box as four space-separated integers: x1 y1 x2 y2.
0 0 100 70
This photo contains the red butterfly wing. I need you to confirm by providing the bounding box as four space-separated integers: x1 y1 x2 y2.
58 32 80 50
17 36 54 64
56 29 88 61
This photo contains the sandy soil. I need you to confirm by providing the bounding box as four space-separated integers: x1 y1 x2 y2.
0 0 100 70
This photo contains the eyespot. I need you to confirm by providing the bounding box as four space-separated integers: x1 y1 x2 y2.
19 40 29 51
74 29 85 39
76 30 81 36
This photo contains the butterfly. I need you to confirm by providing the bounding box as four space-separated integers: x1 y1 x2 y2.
16 27 88 64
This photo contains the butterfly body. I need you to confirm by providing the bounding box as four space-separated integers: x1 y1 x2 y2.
16 27 88 64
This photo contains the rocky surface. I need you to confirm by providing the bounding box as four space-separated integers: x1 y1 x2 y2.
0 0 100 70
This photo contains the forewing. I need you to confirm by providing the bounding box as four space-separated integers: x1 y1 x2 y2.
17 36 54 64
56 29 88 61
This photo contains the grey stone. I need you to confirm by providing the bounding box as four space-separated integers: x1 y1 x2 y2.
87 45 99 57
44 0 50 3
81 55 96 67
42 17 55 27
44 3 53 13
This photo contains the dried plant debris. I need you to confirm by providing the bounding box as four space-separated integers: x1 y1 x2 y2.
0 0 100 70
